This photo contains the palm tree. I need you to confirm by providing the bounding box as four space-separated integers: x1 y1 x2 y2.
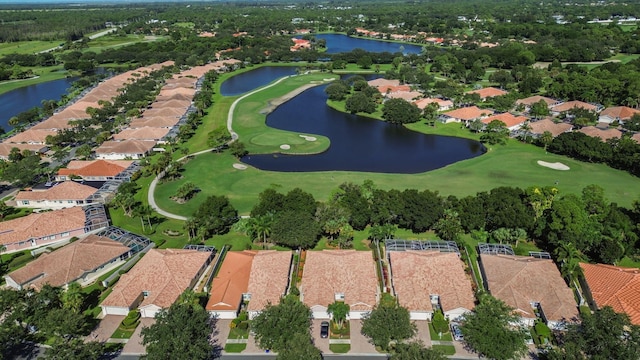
254 214 273 249
0 244 6 265
327 301 350 330
540 131 554 151
555 242 585 283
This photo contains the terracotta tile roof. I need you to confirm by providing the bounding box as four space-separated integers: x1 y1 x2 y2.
414 98 453 110
95 140 156 156
31 115 74 130
389 251 475 313
580 263 640 325
0 144 46 159
151 99 191 109
368 79 399 88
103 249 211 309
300 250 378 312
5 129 58 144
130 116 180 128
442 106 493 121
467 87 508 99
578 126 622 142
0 207 87 246
112 127 171 141
206 251 255 311
58 160 133 178
158 87 196 97
599 106 640 121
529 119 573 137
246 251 292 312
552 100 598 113
156 93 193 102
15 181 97 202
142 107 185 117
516 95 559 107
480 254 578 322
6 234 129 290
482 113 528 128
633 133 640 144
387 91 422 101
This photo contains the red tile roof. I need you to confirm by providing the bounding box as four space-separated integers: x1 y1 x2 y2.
58 160 133 178
6 234 129 290
389 251 475 313
206 251 255 311
480 254 578 322
15 181 97 202
103 249 211 309
95 140 156 156
443 106 493 121
467 87 508 99
414 98 453 110
599 106 640 121
578 126 622 142
552 100 598 113
580 263 640 325
482 113 528 128
529 119 573 137
300 250 378 312
516 95 559 107
246 251 292 312
0 207 87 246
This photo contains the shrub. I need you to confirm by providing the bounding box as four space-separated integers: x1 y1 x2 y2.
237 311 248 322
432 310 449 334
229 321 237 329
237 321 249 330
290 285 300 296
121 310 141 329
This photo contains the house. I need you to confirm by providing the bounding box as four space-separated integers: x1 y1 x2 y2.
245 251 292 319
4 234 131 290
0 143 47 161
129 116 180 129
367 78 411 94
13 181 98 209
529 118 573 138
516 95 561 111
299 250 379 320
290 38 311 51
95 140 156 160
466 87 508 100
206 250 292 319
440 106 493 125
482 113 529 131
101 248 214 318
386 91 422 101
633 133 640 144
5 129 58 145
551 100 599 115
578 126 622 142
56 159 136 181
414 98 454 111
598 106 640 124
388 251 475 321
112 127 171 142
579 263 640 325
479 254 579 329
0 205 109 254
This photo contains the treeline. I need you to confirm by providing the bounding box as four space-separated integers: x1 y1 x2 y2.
217 181 640 266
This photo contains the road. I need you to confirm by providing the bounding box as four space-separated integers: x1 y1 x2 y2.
39 28 117 53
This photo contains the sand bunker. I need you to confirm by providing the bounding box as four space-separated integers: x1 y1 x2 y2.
233 163 247 170
537 160 570 170
280 144 291 150
299 135 317 141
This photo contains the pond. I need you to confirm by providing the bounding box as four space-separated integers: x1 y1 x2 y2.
220 67 298 96
241 84 485 174
312 33 423 55
0 76 77 132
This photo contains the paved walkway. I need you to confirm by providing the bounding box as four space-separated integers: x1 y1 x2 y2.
311 318 331 354
413 320 431 347
348 320 377 354
121 318 155 355
85 315 124 343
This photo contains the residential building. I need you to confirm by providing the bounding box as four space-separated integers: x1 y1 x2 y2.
300 250 379 320
388 251 475 321
245 251 292 319
482 113 529 131
479 254 579 329
4 234 131 290
0 205 109 254
386 91 422 101
580 263 640 325
516 96 561 111
466 87 508 100
578 126 622 142
440 106 493 125
551 100 599 114
414 98 454 111
598 106 640 124
529 118 573 138
56 160 136 181
206 251 255 319
101 248 214 318
112 127 171 142
0 143 47 161
13 181 98 209
367 78 411 94
95 140 156 160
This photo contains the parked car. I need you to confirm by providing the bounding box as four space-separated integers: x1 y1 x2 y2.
451 323 464 341
320 321 330 338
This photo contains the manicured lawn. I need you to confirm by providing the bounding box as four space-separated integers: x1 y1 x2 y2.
0 65 70 95
110 327 136 339
0 40 61 56
617 256 640 268
329 344 351 353
429 322 453 341
432 344 456 355
82 34 157 53
227 327 250 339
224 343 246 352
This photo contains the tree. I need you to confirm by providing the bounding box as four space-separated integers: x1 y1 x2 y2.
75 144 92 160
345 92 376 114
382 98 422 125
327 301 350 329
141 301 218 360
191 195 238 239
554 242 585 283
480 120 510 145
276 332 322 360
469 119 484 133
422 102 440 126
44 339 106 360
229 141 248 158
530 100 550 119
357 55 373 69
361 299 416 351
325 82 350 101
433 209 463 243
540 130 554 150
391 341 447 360
174 181 198 202
271 210 320 249
546 307 640 359
460 295 527 360
61 282 84 314
253 213 274 249
489 70 514 89
252 295 312 352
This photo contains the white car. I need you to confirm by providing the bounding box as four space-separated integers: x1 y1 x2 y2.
450 323 464 341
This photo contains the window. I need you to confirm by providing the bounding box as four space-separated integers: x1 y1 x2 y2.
68 200 74 203
335 293 345 301
143 291 150 297
49 235 56 240
22 201 29 205
61 232 70 237
242 293 251 301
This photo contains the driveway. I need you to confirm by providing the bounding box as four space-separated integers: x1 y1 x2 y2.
413 320 432 347
311 318 331 354
121 318 155 355
349 320 377 353
85 315 124 342
216 319 231 348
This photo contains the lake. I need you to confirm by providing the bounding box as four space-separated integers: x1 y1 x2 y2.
241 84 485 173
312 34 423 55
0 76 77 132
220 66 297 96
